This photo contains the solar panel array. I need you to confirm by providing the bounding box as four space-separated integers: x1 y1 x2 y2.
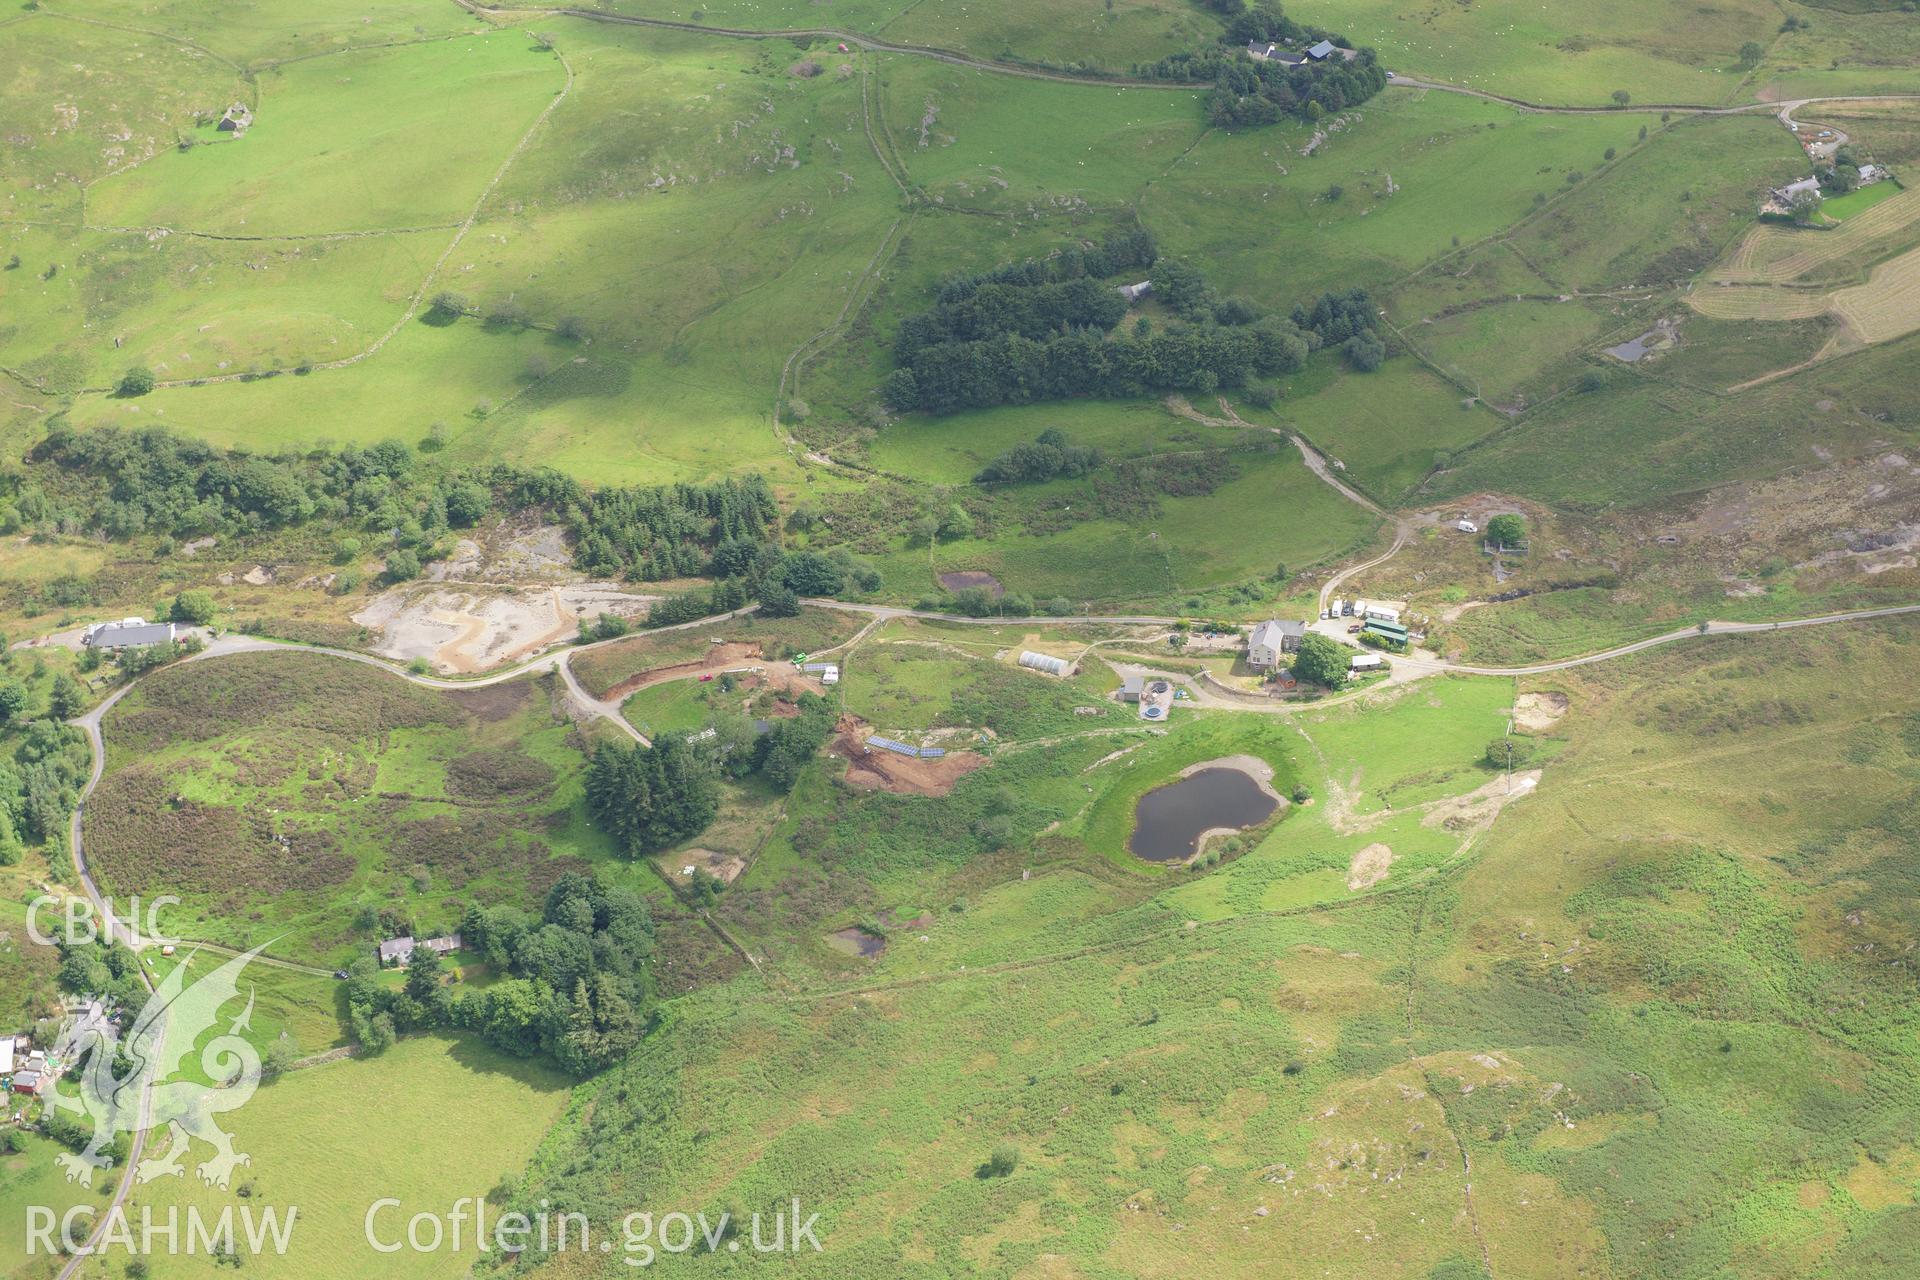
866 736 944 759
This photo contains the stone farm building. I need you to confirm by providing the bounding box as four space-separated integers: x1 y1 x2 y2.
1763 175 1821 215
218 102 252 133
1246 619 1307 670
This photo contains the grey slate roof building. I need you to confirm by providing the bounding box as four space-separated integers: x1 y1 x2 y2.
1307 39 1337 60
376 934 461 966
81 619 177 649
1246 41 1307 65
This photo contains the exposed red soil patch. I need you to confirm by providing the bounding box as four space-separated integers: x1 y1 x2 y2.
829 714 986 796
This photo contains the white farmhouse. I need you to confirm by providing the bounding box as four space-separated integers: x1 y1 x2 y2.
1246 619 1306 670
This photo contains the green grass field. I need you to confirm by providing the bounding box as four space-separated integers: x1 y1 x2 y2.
495 0 1224 71
875 56 1205 211
867 398 1257 485
1253 354 1501 501
0 14 246 221
1140 89 1671 310
85 32 563 236
146 950 351 1072
1823 179 1907 221
0 224 441 393
1326 0 1782 105
620 676 726 737
1505 115 1801 290
79 0 485 67
0 1132 112 1280
1753 5 1920 101
1427 328 1920 510
90 1035 573 1280
1404 297 1611 409
861 441 1379 605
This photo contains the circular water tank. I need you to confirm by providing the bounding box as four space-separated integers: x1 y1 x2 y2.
1148 681 1170 694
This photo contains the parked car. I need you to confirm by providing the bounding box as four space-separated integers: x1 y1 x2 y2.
699 673 714 682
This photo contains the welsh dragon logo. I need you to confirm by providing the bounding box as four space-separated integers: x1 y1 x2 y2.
50 944 268 1188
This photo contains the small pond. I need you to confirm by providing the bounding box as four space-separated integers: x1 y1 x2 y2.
1128 767 1278 863
827 926 886 958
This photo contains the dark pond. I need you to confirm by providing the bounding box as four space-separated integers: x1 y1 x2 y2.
1128 767 1277 862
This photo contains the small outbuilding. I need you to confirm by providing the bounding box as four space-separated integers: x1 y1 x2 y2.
10 1069 42 1096
1117 280 1153 302
1307 40 1337 60
217 102 253 134
1350 652 1384 672
1118 675 1146 703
